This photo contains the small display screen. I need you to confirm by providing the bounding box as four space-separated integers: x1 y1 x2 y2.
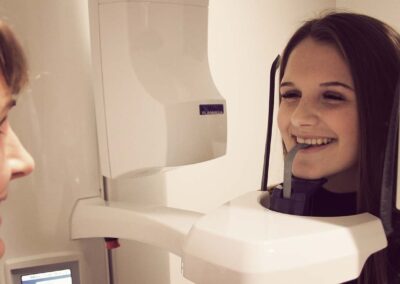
21 269 72 284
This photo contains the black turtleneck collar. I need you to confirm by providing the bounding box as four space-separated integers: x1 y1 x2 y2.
269 176 357 217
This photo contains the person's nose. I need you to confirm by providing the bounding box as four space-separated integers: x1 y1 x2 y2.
6 127 35 180
290 98 319 128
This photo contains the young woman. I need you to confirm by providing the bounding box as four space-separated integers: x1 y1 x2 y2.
276 12 400 283
0 20 35 257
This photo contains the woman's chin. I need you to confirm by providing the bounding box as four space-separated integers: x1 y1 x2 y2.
292 169 324 180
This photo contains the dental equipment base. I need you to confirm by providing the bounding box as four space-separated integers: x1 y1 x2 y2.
71 191 386 283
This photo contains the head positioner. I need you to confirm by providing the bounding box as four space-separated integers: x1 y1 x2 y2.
283 143 310 198
261 55 280 192
380 73 400 236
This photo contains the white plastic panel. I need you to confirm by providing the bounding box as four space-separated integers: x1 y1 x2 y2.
71 197 202 256
91 0 226 178
182 191 388 284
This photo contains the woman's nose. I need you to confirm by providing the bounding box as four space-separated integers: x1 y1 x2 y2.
6 127 35 179
290 99 319 127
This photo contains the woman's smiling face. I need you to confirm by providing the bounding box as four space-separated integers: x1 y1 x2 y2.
278 37 359 180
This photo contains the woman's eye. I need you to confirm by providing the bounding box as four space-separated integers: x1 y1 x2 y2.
0 116 8 134
323 92 345 102
280 91 301 100
0 116 7 125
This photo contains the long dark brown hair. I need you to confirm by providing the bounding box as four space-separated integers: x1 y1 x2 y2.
0 20 28 95
279 12 400 283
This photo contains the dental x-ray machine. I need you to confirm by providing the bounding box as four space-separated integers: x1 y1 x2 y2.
71 0 398 283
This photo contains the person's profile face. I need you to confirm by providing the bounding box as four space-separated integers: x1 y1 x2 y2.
278 37 359 180
0 73 34 257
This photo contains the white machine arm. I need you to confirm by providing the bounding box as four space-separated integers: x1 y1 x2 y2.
71 191 387 284
70 197 202 256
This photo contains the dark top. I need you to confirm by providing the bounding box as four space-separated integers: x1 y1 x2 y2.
269 176 357 217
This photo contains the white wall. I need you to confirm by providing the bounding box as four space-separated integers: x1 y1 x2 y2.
0 1 107 283
336 0 400 31
109 1 335 284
